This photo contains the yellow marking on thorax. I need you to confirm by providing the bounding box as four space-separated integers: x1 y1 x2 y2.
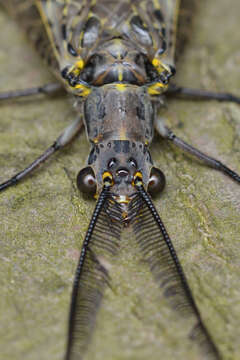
75 59 85 70
67 59 85 80
152 58 160 67
148 82 168 95
118 68 123 82
93 134 104 144
152 58 171 74
115 84 127 92
119 127 127 141
152 58 168 70
75 84 91 97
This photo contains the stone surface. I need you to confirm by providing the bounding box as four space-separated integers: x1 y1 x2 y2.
0 1 239 359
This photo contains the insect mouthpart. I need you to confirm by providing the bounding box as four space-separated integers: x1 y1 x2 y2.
83 140 154 196
76 140 167 198
116 168 129 178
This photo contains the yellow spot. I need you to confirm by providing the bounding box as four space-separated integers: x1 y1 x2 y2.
134 172 143 180
68 59 85 78
72 69 80 77
75 84 91 97
103 171 112 179
152 58 171 75
119 127 127 140
115 83 127 92
92 134 104 144
148 82 168 95
102 171 114 186
152 58 161 68
118 68 123 82
75 59 84 70
63 0 70 17
133 171 143 186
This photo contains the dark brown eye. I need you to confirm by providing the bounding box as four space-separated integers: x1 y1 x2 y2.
147 167 166 196
76 166 96 195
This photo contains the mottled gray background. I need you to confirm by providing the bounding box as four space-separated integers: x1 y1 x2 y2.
0 1 239 359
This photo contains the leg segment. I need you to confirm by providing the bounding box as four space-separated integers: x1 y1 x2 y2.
0 83 62 101
166 84 240 104
155 118 240 184
0 117 83 192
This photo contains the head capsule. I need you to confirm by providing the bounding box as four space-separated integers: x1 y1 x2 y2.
76 140 165 197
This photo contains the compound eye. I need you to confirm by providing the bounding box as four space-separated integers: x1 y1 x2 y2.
76 166 96 195
147 167 166 196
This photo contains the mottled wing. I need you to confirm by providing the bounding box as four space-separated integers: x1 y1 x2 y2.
35 0 180 68
1 0 180 88
125 0 180 68
36 0 180 83
35 0 92 78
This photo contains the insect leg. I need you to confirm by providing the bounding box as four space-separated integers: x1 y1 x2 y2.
166 84 240 104
155 118 240 184
0 117 83 192
0 83 62 101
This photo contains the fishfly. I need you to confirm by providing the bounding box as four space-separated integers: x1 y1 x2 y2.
0 1 239 359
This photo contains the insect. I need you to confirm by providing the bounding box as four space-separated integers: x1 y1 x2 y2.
0 1 239 360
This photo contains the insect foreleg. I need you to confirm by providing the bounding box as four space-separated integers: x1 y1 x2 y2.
0 117 83 192
155 118 240 184
0 83 62 101
166 84 240 104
